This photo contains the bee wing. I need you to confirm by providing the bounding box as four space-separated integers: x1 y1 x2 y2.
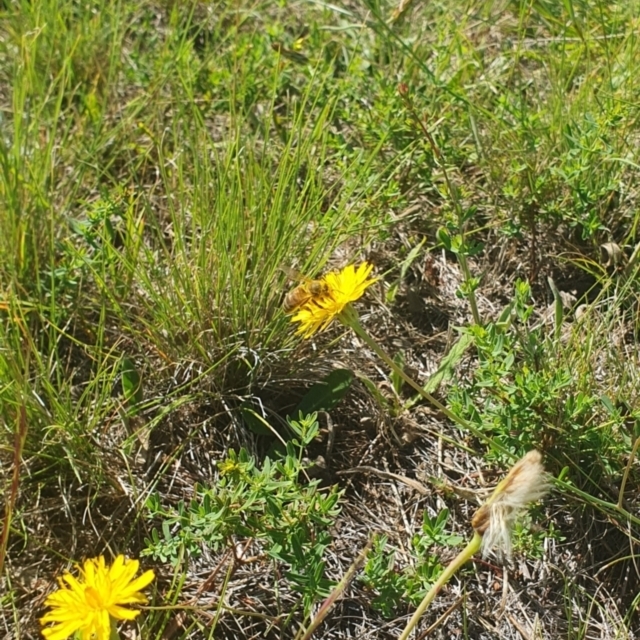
281 266 308 282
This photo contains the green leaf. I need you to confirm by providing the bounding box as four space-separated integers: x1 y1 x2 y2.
437 227 452 250
121 357 143 413
240 402 274 436
386 239 426 304
600 395 616 417
390 351 405 396
495 300 515 332
405 332 474 409
295 369 354 416
547 276 563 341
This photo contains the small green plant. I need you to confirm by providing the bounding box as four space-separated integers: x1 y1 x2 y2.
361 510 464 618
362 535 409 618
449 280 625 480
512 513 564 559
415 509 465 550
144 413 342 616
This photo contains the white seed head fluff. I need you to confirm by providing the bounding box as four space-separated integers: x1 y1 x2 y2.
471 450 550 559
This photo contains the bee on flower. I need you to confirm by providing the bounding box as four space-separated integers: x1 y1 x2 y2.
284 262 378 338
282 277 330 315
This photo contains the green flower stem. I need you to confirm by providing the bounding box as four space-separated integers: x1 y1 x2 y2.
397 532 482 640
109 619 121 640
556 477 640 528
341 307 506 454
456 251 481 326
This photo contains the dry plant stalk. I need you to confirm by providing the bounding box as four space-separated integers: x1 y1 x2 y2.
297 539 372 640
0 404 27 579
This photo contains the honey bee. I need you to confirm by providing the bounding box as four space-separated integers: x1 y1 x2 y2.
282 270 329 314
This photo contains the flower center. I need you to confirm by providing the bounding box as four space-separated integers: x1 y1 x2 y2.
84 585 106 609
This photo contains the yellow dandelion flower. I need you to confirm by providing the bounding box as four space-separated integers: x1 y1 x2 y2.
40 555 155 640
290 263 377 338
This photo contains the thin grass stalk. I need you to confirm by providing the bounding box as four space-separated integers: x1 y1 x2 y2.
0 404 27 578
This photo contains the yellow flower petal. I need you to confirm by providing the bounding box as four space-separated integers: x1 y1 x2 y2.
107 605 142 620
324 262 377 310
40 555 155 640
115 569 156 601
289 262 377 337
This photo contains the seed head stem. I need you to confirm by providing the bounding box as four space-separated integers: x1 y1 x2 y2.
397 533 482 640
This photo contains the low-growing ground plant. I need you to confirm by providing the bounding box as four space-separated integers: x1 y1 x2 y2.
362 510 465 619
144 414 342 622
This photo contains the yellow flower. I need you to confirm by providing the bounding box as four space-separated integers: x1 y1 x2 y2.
218 458 240 476
40 555 155 640
291 263 377 338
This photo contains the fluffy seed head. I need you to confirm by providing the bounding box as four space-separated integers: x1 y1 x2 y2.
471 450 549 559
